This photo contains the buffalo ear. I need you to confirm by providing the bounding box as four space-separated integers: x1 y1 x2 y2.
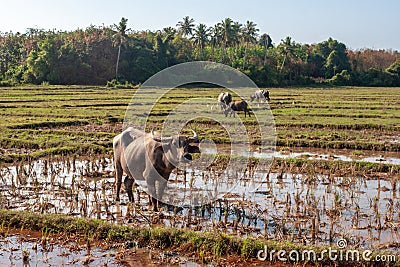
188 145 200 153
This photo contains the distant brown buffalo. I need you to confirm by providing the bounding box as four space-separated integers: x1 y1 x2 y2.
113 127 199 211
224 100 250 118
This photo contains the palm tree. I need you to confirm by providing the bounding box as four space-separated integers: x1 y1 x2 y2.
113 17 129 82
209 25 222 61
162 27 177 36
218 18 234 61
231 21 242 46
279 36 294 73
154 31 174 68
176 16 195 38
219 18 234 49
242 21 259 68
192 24 209 59
259 33 272 65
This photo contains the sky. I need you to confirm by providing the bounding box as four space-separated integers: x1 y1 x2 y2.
0 0 399 51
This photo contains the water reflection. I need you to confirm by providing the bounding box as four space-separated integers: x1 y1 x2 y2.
0 154 398 251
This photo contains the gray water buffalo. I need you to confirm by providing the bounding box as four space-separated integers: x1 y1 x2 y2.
250 89 270 103
217 92 232 110
113 127 199 211
224 100 250 118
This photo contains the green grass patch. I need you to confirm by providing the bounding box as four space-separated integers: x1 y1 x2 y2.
0 86 399 159
0 209 396 266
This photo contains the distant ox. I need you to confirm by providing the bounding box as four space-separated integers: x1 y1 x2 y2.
250 89 270 104
113 127 199 211
217 92 232 110
224 100 250 118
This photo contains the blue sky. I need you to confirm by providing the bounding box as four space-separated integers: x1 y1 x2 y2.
1 0 399 50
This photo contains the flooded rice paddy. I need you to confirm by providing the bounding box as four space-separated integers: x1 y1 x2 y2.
214 145 400 165
0 231 119 266
0 148 399 254
0 232 201 267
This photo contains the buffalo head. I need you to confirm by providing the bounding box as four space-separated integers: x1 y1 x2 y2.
263 90 270 101
150 129 199 165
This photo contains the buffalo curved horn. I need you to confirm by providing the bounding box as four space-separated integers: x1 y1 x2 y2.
189 129 198 142
150 129 162 141
151 129 173 143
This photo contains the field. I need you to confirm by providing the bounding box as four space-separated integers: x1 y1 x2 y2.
0 85 399 266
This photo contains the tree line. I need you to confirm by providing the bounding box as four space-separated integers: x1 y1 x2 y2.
1 16 400 87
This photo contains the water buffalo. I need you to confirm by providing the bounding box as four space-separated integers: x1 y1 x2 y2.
113 127 199 211
224 100 250 118
250 89 270 103
217 92 232 110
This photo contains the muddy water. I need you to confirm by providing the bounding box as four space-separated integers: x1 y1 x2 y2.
0 153 399 251
0 233 118 266
0 230 203 267
208 144 400 165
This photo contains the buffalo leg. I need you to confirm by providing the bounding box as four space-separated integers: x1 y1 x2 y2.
123 177 134 202
146 178 158 211
147 195 160 212
156 179 167 201
115 157 123 201
155 179 167 211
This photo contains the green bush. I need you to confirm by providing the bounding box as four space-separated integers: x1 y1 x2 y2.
0 79 17 87
106 79 136 89
327 69 352 85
